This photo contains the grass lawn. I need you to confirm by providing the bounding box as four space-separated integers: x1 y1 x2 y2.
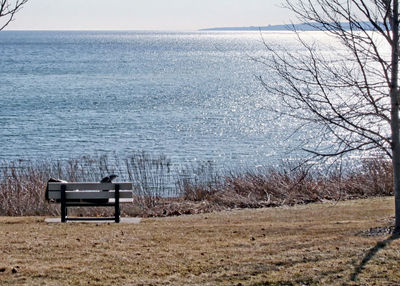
0 197 399 285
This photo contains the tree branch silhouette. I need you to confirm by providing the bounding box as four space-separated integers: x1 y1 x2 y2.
0 0 28 31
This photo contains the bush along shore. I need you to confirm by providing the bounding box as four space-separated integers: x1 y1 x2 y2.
0 153 394 217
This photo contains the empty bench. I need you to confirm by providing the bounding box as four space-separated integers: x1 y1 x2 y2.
47 182 133 223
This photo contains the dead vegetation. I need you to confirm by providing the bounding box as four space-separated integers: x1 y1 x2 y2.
0 155 394 217
0 197 399 285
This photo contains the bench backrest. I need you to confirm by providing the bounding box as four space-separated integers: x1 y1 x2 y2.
47 182 133 200
48 182 132 191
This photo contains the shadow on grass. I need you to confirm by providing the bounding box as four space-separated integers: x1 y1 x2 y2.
350 233 399 281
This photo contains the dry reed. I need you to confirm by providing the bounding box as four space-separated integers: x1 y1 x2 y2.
0 154 393 217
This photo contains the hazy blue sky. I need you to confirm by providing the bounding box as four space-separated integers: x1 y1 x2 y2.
6 0 292 30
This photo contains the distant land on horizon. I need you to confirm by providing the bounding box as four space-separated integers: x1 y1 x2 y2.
200 22 385 31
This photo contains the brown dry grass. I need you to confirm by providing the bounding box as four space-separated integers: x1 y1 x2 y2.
1 197 399 285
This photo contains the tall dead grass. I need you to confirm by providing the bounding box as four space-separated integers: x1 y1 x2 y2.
0 153 174 216
208 158 393 209
0 154 393 217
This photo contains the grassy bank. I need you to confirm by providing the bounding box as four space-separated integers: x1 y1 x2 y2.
0 154 394 217
0 197 398 285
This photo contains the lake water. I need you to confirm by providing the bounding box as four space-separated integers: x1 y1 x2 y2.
0 30 327 168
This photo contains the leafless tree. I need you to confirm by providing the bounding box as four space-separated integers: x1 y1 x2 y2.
0 0 28 31
259 0 400 232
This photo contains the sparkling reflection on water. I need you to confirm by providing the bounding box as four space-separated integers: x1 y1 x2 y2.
0 31 344 168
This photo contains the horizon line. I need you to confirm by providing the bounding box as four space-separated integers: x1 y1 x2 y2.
1 28 285 33
3 22 292 32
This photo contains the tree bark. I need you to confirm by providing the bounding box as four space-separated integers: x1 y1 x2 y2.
390 0 400 233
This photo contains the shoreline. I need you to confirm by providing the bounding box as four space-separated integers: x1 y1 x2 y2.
0 154 393 217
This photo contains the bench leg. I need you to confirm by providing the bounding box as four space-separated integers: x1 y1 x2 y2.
61 184 67 223
115 184 120 223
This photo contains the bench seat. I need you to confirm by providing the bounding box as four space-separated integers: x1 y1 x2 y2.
47 182 133 223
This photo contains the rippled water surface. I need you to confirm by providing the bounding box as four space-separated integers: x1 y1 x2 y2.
0 31 333 168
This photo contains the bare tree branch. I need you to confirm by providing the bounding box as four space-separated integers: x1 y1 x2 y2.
0 0 28 31
258 0 400 231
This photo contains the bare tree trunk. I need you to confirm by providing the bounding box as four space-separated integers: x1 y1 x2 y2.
391 0 400 233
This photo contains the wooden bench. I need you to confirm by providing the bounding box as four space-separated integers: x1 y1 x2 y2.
47 182 133 223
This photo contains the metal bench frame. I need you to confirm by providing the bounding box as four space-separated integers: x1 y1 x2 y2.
47 182 133 223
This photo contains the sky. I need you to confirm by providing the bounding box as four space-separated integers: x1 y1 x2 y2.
5 0 292 31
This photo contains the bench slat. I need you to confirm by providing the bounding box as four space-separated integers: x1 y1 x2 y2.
63 199 134 206
48 182 132 191
109 198 133 203
48 190 133 200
